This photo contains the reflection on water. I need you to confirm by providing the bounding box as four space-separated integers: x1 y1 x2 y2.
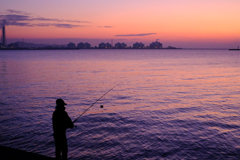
0 50 240 159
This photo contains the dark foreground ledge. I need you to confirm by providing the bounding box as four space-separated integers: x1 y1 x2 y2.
0 145 54 160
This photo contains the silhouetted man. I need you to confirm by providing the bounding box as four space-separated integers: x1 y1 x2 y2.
52 99 74 160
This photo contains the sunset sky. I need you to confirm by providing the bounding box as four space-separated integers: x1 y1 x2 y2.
1 0 240 48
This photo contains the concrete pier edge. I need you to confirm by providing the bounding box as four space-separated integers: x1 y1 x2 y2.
0 145 54 160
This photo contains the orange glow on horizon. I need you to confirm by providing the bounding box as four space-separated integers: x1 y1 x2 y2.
2 0 240 47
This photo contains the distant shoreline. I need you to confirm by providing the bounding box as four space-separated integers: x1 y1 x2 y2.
0 48 79 50
0 48 183 50
1 47 236 51
229 49 240 51
0 48 232 51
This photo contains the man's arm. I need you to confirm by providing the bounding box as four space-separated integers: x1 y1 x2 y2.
65 112 74 129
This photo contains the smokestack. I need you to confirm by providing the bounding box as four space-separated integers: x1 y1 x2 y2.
2 20 6 47
2 25 5 46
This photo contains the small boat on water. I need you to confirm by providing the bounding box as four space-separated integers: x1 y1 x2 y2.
229 46 240 51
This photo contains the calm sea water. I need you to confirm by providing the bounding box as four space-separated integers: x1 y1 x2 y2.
0 49 240 159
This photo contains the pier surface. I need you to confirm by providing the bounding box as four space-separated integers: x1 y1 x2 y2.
0 145 54 160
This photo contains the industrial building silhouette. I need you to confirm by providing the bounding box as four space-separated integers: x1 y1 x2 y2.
1 25 180 50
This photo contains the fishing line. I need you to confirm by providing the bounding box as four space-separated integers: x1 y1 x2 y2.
73 82 121 123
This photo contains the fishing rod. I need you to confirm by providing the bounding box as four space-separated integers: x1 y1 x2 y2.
73 83 121 123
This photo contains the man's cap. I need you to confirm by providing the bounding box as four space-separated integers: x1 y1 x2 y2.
56 99 67 106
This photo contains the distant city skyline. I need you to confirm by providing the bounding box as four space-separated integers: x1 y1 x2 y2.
1 0 240 48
